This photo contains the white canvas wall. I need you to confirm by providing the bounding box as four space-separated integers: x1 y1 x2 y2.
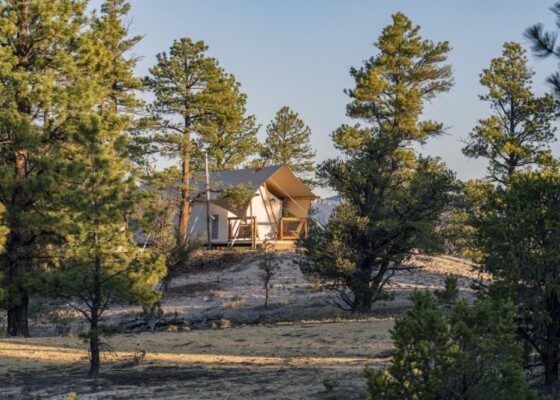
188 202 231 243
188 185 283 243
251 186 282 240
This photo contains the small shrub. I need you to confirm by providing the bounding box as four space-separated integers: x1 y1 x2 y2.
133 350 146 366
209 318 232 329
67 393 78 400
259 241 279 308
141 301 163 321
223 300 247 309
322 378 340 392
434 274 459 305
28 297 46 323
48 309 75 336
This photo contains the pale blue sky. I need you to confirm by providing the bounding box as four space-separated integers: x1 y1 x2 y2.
98 1 560 181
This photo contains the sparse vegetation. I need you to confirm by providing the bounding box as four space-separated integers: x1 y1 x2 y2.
209 318 232 329
223 299 247 309
322 377 340 392
259 242 280 308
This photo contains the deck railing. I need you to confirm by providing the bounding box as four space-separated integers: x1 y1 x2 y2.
228 217 257 241
277 217 308 240
228 216 308 242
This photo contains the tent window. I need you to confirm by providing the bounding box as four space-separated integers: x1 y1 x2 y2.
211 215 219 240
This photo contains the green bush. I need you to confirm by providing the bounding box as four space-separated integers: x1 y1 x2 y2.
366 290 539 399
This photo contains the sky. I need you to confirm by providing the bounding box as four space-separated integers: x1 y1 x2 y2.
94 0 560 182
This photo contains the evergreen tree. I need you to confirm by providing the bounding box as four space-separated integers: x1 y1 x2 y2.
298 143 455 311
192 78 260 171
367 291 533 400
462 42 557 184
86 0 144 116
296 13 455 311
0 0 93 337
472 171 560 388
260 106 315 181
526 2 560 100
333 12 453 150
53 116 165 378
194 115 260 171
143 38 243 246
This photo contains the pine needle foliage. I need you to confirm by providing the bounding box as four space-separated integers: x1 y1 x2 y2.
142 38 248 246
297 13 455 312
0 0 93 337
260 106 316 183
462 42 557 184
472 171 560 388
366 291 536 400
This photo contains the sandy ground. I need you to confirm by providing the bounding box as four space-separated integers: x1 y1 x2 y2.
0 252 481 399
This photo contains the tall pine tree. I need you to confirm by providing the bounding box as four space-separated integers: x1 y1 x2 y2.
54 116 165 378
297 13 455 312
462 42 557 184
194 114 260 171
143 38 244 246
0 0 93 337
260 106 315 181
473 171 560 388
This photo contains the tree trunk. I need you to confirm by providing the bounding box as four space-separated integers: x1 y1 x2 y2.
544 293 560 386
88 316 100 379
7 292 29 337
6 240 31 337
177 121 191 246
178 197 190 247
353 258 374 313
5 145 32 336
544 352 559 386
88 256 101 379
264 286 269 308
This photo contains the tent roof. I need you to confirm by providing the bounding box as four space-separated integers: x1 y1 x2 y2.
192 165 317 217
193 164 316 200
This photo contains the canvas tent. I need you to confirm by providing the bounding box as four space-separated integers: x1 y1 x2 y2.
188 165 317 248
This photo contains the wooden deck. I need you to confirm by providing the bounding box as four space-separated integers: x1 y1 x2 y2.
224 217 308 249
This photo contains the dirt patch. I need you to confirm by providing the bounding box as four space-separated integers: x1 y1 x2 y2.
187 250 255 274
165 281 222 298
0 319 393 399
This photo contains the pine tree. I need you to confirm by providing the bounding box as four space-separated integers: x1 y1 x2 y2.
334 12 453 150
194 114 260 172
53 116 165 378
296 13 455 312
143 38 243 246
462 42 557 184
0 0 93 337
367 291 533 399
260 106 315 181
473 171 560 388
526 2 560 100
192 77 260 171
55 2 163 376
86 0 144 115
